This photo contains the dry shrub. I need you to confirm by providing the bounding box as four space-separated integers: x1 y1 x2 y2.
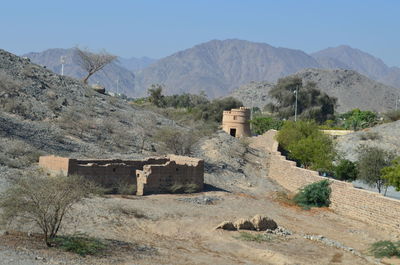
154 126 201 155
0 173 102 246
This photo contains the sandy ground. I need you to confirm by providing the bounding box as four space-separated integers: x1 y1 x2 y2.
1 135 399 265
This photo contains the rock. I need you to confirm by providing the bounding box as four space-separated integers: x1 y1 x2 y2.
216 221 236 231
251 215 278 231
234 218 255 230
92 84 106 94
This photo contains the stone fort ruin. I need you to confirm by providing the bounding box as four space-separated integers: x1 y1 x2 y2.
39 155 204 195
222 107 251 138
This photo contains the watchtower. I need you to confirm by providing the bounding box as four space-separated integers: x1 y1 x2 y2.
222 107 251 138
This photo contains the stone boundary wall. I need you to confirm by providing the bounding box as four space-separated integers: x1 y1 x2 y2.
262 130 400 231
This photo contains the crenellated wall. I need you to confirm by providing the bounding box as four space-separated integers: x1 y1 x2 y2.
261 130 400 231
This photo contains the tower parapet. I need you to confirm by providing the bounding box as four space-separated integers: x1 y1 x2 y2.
222 107 251 137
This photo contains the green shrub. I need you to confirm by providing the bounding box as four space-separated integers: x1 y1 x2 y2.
234 232 273 243
339 109 378 130
369 240 400 258
52 235 108 256
293 180 331 209
250 116 284 135
334 159 358 182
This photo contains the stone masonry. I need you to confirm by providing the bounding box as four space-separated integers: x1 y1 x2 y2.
259 130 400 231
222 107 251 138
39 155 204 195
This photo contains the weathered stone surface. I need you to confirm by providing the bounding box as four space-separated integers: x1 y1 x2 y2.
215 221 236 231
251 215 278 231
234 218 255 230
92 84 106 94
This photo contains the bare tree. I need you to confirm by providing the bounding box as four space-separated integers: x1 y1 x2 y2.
75 48 117 84
0 173 101 246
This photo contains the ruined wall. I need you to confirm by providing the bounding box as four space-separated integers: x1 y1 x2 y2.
39 155 204 196
38 155 70 176
222 107 251 137
263 130 400 231
137 155 204 195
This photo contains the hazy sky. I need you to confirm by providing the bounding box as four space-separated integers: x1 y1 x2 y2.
1 0 399 66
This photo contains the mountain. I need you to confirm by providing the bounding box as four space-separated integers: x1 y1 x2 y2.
312 45 390 80
311 45 400 89
134 39 321 98
230 68 398 112
23 48 138 97
118 56 157 72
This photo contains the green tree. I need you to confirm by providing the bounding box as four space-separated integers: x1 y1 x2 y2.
334 159 358 182
196 97 243 122
276 121 335 170
148 84 165 107
266 76 337 123
357 146 395 194
381 157 400 191
250 116 284 135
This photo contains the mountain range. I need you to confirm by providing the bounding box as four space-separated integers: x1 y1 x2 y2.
22 40 400 110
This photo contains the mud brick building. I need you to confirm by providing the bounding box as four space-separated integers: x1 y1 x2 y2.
39 155 204 195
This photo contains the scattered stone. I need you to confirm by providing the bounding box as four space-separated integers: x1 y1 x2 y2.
265 226 292 236
35 256 46 261
251 215 278 231
176 196 222 205
303 234 363 258
234 218 255 230
216 221 236 231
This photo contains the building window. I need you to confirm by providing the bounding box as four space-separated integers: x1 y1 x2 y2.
233 116 237 120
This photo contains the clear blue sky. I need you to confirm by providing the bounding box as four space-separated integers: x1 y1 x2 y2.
1 0 399 66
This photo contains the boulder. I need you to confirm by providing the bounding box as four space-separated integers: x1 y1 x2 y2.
251 215 277 231
92 84 106 94
215 221 236 231
234 218 255 230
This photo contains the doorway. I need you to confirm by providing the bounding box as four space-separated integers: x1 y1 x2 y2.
230 128 236 137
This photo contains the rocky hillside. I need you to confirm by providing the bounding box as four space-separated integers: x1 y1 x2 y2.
230 68 398 112
0 48 176 176
24 48 140 97
230 81 274 110
336 120 400 161
311 45 400 88
134 39 321 98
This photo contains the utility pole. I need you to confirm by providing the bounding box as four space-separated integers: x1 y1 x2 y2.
116 78 119 94
60 56 65 76
294 85 298 122
396 95 399 111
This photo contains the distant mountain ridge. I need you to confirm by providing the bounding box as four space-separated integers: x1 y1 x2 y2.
23 40 400 100
134 40 400 98
134 39 321 97
311 45 400 88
